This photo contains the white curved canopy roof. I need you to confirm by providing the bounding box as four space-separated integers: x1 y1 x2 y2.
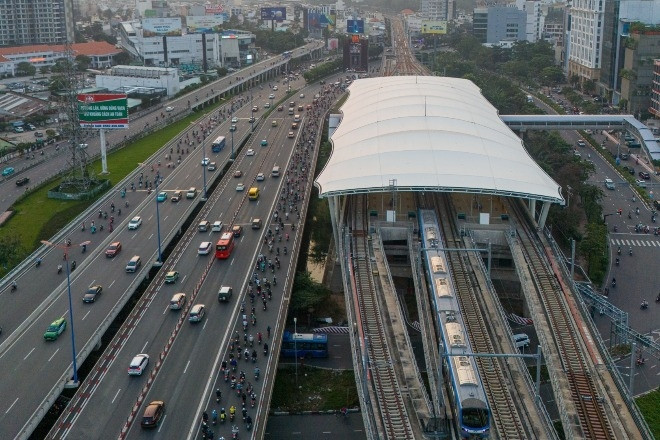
315 76 564 204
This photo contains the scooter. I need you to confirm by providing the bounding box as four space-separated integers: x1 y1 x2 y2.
641 301 648 309
615 258 619 266
629 248 633 256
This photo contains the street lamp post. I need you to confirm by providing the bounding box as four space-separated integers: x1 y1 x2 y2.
230 102 235 160
294 317 298 389
40 239 91 388
155 180 163 265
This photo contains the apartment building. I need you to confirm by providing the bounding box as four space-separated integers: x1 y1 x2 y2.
0 0 75 46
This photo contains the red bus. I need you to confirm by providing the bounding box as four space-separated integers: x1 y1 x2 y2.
216 232 235 259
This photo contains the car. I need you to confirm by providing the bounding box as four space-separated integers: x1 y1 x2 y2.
2 167 15 176
189 304 206 322
635 179 647 188
264 102 271 108
141 400 165 428
170 293 186 310
230 124 237 132
577 140 586 147
248 116 255 123
256 173 265 181
639 171 650 180
171 190 182 202
231 117 238 123
34 131 43 137
573 150 581 158
299 93 305 98
212 221 223 232
128 354 150 376
260 139 268 146
15 177 29 186
291 122 298 130
288 131 294 138
128 216 142 230
623 166 635 175
166 106 174 112
83 285 103 303
252 106 258 112
232 225 243 237
273 85 278 91
298 105 304 111
306 104 312 110
201 157 210 166
44 317 66 341
234 170 242 178
208 162 217 171
217 286 233 302
13 127 24 133
125 255 142 273
269 93 275 99
105 241 122 258
165 271 179 284
272 120 278 127
236 183 245 191
157 191 167 202
277 105 284 111
246 149 255 156
198 241 212 255
251 218 262 229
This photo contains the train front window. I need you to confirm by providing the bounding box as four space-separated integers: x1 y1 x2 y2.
462 408 488 428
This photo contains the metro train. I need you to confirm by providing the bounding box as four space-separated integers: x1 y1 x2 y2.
419 209 490 438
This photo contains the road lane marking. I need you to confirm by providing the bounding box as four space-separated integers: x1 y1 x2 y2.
182 275 187 283
183 360 191 374
89 280 96 286
24 347 35 360
157 414 167 432
147 215 153 221
163 215 168 221
48 348 60 362
141 341 149 352
111 388 121 404
149 233 154 240
5 398 18 414
82 310 91 321
109 280 115 288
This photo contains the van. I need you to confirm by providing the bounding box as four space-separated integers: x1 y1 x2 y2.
293 114 301 122
217 286 233 302
248 187 259 200
526 95 534 103
198 220 210 232
125 256 141 273
289 101 295 108
513 333 530 349
212 221 223 232
251 218 262 229
288 108 294 115
186 187 197 199
604 178 615 190
271 166 280 177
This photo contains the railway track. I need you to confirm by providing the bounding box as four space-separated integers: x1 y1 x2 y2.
385 17 430 77
430 194 528 439
349 195 414 439
510 201 615 439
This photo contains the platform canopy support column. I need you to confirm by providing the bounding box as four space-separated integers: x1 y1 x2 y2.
328 195 341 263
537 201 551 230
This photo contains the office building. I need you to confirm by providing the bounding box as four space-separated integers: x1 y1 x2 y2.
473 6 527 44
421 0 454 21
0 0 75 46
566 0 605 82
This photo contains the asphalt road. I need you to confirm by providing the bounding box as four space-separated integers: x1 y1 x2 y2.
0 74 305 439
0 41 324 214
50 77 342 440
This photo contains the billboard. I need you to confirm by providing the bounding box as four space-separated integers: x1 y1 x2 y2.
346 19 364 34
307 10 321 30
187 15 224 33
143 17 183 37
261 7 286 21
77 94 128 129
205 4 224 15
328 38 339 50
421 20 447 35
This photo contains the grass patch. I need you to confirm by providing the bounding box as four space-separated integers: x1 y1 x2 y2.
270 366 359 412
0 107 219 275
636 389 660 438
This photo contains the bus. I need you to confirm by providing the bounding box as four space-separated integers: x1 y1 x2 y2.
212 136 226 152
215 231 235 259
280 332 328 358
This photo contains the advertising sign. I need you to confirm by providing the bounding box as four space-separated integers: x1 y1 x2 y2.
205 5 224 15
421 20 447 35
327 38 339 50
187 15 224 33
77 94 128 129
261 7 286 21
307 10 321 30
346 19 364 34
143 17 183 37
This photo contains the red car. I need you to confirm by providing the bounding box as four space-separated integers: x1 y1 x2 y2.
105 241 122 258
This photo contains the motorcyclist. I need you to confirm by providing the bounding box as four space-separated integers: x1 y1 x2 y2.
11 280 17 290
611 277 616 287
254 366 260 380
229 405 236 420
216 388 222 402
252 349 257 362
212 409 218 424
220 408 226 423
57 264 63 274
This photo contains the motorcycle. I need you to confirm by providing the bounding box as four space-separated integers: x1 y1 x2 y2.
617 247 621 255
615 258 619 266
57 265 63 274
629 248 633 256
254 368 260 381
636 357 646 366
611 278 616 288
641 301 648 309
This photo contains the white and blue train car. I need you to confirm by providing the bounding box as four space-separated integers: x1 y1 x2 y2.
419 209 490 438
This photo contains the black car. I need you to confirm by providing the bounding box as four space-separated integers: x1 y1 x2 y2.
639 171 650 180
15 177 29 186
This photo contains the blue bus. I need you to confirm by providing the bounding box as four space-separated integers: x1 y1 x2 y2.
212 136 226 152
281 332 328 358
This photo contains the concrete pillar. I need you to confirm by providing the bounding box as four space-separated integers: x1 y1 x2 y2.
529 199 536 222
537 201 551 230
328 195 341 263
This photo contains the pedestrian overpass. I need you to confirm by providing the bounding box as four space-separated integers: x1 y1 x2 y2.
500 114 660 161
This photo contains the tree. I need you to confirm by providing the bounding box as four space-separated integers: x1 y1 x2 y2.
40 66 50 74
16 62 36 77
75 55 91 72
113 51 132 65
290 271 331 317
0 236 26 274
540 66 565 86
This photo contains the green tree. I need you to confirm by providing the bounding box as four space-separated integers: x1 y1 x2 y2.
75 55 91 72
290 271 331 317
39 66 50 74
0 236 26 274
540 66 565 86
16 62 36 77
113 51 132 65
579 222 608 283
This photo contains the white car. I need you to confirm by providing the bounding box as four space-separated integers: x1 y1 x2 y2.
635 179 647 188
128 354 150 376
256 173 265 181
128 216 142 230
208 162 217 171
231 117 238 123
189 304 206 323
201 157 210 166
165 106 174 112
236 183 245 191
198 241 212 255
299 93 305 99
273 85 278 91
246 149 255 156
269 94 275 99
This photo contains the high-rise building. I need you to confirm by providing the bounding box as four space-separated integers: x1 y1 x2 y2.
0 0 75 47
566 0 605 82
421 0 454 21
472 6 527 44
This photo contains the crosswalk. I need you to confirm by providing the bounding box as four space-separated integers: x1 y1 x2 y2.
610 238 660 247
